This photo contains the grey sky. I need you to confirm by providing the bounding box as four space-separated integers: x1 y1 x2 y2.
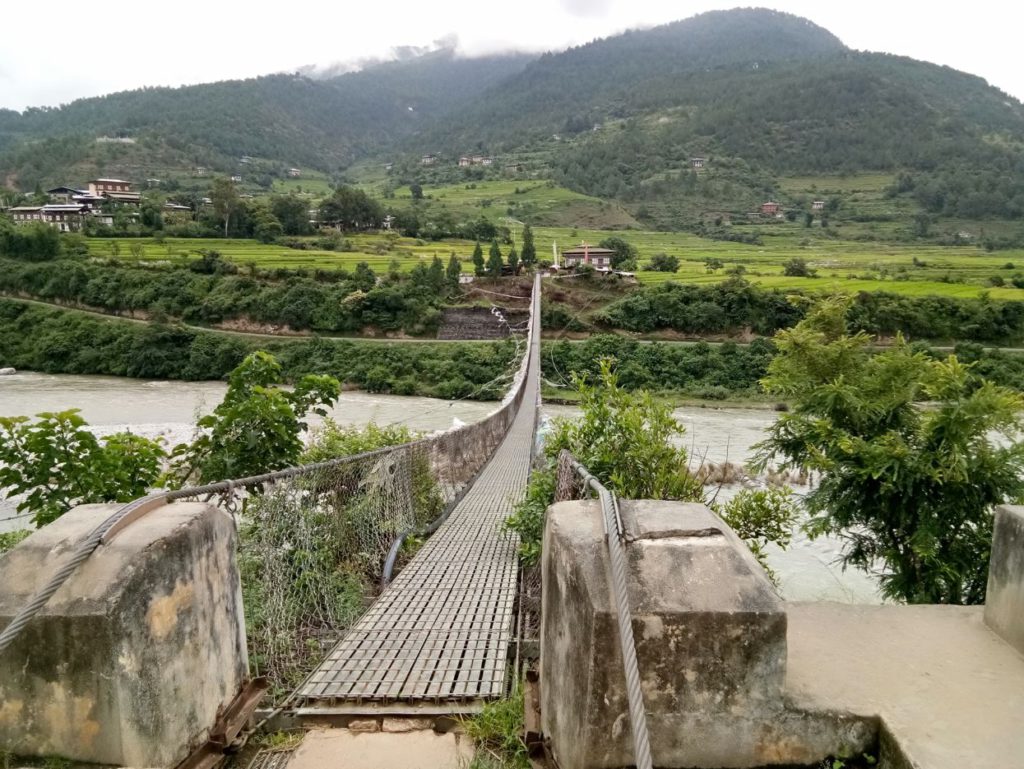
1 1 1021 112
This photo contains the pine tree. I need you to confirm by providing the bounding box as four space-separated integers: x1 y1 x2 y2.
520 224 536 268
446 254 461 290
507 244 519 275
487 240 503 278
472 241 485 276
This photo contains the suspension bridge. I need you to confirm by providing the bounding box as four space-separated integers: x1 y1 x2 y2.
295 276 541 713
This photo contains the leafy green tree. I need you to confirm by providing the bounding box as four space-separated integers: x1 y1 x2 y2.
645 253 679 272
507 359 703 563
472 241 485 276
507 244 520 275
803 212 814 228
0 410 166 526
210 177 240 237
410 183 424 200
270 195 312 236
446 254 462 289
318 186 384 231
251 206 283 243
167 351 340 485
782 257 816 277
520 224 537 268
753 297 1024 604
598 236 638 269
487 240 503 277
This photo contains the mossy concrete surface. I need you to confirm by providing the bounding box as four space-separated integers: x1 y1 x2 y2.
985 505 1024 656
0 502 248 767
541 500 874 769
787 601 1024 769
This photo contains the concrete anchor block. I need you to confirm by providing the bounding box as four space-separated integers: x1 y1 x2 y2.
540 499 874 769
0 502 248 768
985 505 1024 655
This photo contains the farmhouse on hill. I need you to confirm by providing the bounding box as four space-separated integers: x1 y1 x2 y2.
761 201 781 216
561 243 617 270
691 157 706 169
812 200 825 210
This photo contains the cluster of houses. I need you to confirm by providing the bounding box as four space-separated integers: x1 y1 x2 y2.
414 154 524 173
5 179 140 232
3 179 192 232
757 199 825 219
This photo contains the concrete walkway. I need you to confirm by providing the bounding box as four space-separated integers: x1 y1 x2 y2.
787 603 1024 769
285 730 473 769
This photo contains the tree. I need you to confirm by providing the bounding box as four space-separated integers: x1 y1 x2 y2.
270 195 312 236
446 254 462 290
753 297 1024 604
250 205 283 243
410 183 424 200
782 257 816 277
210 177 240 237
167 352 340 485
507 359 703 563
598 236 638 270
472 241 485 276
318 186 384 231
487 240 503 277
507 244 520 275
645 253 679 272
0 410 166 526
803 212 814 228
520 224 537 268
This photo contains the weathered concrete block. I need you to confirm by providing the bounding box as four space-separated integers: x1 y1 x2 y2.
541 500 873 769
0 502 248 767
985 505 1024 655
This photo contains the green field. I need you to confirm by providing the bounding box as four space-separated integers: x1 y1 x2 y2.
85 235 480 272
86 227 1024 300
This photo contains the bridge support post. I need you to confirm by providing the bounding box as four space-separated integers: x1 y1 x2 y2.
540 499 874 769
0 502 248 767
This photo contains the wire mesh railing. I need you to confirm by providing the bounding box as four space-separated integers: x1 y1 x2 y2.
554 449 654 769
0 277 541 703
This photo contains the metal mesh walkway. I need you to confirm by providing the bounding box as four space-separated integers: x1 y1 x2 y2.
296 281 540 709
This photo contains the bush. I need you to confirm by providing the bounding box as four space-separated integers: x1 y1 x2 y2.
782 258 816 278
715 486 798 582
0 409 165 526
645 253 680 272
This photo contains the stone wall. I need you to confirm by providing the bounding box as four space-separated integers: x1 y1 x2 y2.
437 307 528 340
0 502 248 767
985 504 1024 655
540 499 874 769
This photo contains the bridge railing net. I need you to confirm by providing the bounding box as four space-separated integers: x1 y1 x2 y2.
226 394 527 698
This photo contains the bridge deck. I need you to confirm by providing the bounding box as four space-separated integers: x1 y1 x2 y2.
297 293 539 709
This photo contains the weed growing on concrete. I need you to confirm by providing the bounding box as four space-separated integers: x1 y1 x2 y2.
464 686 530 769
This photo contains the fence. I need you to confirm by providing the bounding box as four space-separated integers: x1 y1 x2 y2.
0 276 540 702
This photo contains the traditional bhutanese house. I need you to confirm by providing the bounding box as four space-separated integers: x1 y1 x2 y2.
690 157 706 169
88 178 133 196
162 202 192 224
9 204 89 232
287 168 301 178
102 190 142 206
421 154 437 165
812 200 825 210
760 201 781 216
458 156 472 167
480 156 493 166
8 206 43 223
561 243 616 270
46 186 87 203
230 175 242 183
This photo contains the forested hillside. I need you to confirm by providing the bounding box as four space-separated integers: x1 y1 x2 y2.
0 49 533 186
3 6 1024 222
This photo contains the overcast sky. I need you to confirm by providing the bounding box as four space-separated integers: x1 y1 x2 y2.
2 1 1022 112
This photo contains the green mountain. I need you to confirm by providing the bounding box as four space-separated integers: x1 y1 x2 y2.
0 49 534 188
3 6 1024 223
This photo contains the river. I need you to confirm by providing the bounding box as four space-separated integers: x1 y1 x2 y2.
0 372 882 603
